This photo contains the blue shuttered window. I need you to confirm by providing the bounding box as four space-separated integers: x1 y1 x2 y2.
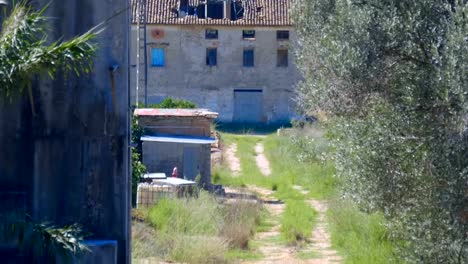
243 49 254 67
151 48 165 67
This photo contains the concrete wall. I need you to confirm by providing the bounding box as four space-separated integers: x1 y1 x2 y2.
130 25 302 123
0 0 130 263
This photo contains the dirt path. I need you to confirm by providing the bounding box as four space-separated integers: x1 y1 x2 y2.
306 200 341 264
225 137 341 264
225 143 241 175
255 143 272 176
243 186 298 264
293 186 342 264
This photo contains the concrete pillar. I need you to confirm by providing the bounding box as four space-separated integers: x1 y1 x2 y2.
0 0 131 263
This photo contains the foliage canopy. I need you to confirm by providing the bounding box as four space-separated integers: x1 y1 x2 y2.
293 0 468 262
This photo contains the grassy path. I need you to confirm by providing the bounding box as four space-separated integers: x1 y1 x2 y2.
242 186 295 264
218 133 341 264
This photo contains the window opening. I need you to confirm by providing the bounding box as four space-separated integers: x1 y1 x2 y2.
151 48 165 67
205 29 218 39
277 49 288 67
277 30 290 40
207 0 224 19
242 30 255 39
206 48 217 66
243 49 254 67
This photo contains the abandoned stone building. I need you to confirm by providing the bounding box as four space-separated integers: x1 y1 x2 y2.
131 0 301 124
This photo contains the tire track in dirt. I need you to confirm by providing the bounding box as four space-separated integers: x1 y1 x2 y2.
293 185 342 264
225 143 241 176
255 143 271 176
305 200 342 264
242 186 298 264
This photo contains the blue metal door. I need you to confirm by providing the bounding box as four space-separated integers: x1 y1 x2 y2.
233 89 263 123
183 146 199 181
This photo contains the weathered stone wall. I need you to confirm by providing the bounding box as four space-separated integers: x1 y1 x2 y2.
130 25 302 123
0 0 130 263
138 116 212 136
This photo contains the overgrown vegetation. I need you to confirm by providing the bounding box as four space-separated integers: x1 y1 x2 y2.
132 192 264 263
212 133 326 245
214 129 402 262
280 200 317 245
136 97 197 109
328 201 401 264
293 0 468 262
1 214 89 263
0 1 98 103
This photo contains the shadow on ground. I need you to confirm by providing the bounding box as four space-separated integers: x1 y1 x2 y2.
215 122 291 135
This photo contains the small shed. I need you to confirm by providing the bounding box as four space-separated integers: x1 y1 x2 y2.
134 108 218 186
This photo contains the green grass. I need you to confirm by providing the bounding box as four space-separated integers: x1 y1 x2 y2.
281 199 318 245
213 133 323 245
263 135 337 199
213 134 268 188
213 128 402 263
328 201 403 263
225 249 263 261
296 250 320 260
147 192 221 236
133 191 266 263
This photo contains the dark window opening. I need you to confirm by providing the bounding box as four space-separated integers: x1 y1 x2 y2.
187 6 196 15
277 49 288 67
179 0 189 13
207 1 224 19
206 29 218 39
206 48 217 66
277 30 290 40
243 49 254 67
232 0 244 20
196 4 206 18
242 30 255 39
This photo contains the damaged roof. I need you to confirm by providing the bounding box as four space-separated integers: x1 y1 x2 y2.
134 108 219 118
131 0 293 26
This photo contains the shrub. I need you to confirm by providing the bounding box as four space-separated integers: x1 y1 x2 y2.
221 201 262 249
138 191 263 262
147 192 222 235
136 97 196 109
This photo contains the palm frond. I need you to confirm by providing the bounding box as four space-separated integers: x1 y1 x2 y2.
0 1 100 100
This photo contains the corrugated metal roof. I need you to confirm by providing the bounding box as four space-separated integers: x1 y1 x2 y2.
131 0 293 26
141 135 216 144
134 108 218 118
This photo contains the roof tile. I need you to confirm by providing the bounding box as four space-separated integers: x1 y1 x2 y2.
131 0 293 26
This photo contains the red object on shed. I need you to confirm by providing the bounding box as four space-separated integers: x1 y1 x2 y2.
172 167 178 178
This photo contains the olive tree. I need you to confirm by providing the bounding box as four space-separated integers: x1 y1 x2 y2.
293 0 468 262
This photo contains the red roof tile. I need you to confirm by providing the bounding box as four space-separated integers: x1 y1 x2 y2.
131 0 293 26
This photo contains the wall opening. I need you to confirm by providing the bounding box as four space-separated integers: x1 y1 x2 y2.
277 49 288 67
